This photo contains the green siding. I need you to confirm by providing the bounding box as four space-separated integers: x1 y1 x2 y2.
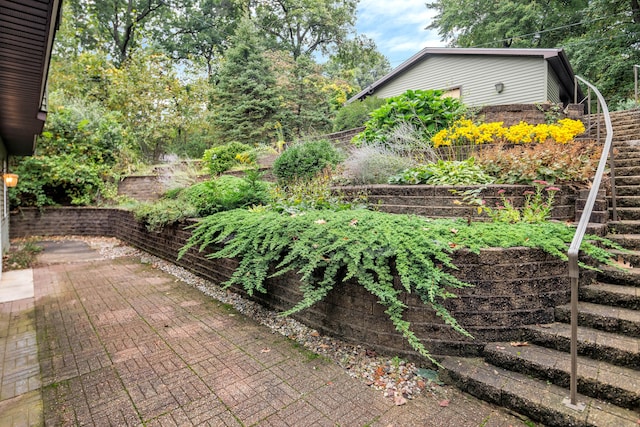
372 55 549 106
546 63 561 103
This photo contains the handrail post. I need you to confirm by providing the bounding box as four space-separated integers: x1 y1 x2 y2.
635 65 639 105
566 75 614 410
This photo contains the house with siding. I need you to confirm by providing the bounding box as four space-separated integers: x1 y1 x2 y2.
0 0 62 273
348 47 582 107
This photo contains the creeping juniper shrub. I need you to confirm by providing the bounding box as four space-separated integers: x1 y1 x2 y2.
180 209 619 363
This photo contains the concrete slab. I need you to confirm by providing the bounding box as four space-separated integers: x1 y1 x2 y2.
0 269 33 303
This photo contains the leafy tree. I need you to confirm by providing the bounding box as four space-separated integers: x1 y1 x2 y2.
209 17 282 145
156 0 243 77
65 0 170 65
50 47 212 162
271 53 335 138
426 0 587 48
253 0 358 59
325 35 392 90
563 0 640 105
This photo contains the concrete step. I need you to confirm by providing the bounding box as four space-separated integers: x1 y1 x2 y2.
596 264 640 287
575 209 610 224
615 166 640 177
440 356 639 427
581 283 640 310
555 302 640 337
614 175 640 186
524 323 640 369
603 233 640 251
484 342 640 410
613 186 640 196
615 158 640 168
608 221 640 234
615 196 640 207
608 248 640 266
612 207 640 221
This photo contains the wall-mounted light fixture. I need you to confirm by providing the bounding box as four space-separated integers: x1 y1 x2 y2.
3 174 18 187
495 82 505 94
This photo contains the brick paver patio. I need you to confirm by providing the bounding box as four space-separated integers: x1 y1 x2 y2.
1 240 532 426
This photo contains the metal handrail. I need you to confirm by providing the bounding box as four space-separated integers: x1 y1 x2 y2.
567 75 614 408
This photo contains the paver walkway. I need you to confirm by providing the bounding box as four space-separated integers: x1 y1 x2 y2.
1 240 533 426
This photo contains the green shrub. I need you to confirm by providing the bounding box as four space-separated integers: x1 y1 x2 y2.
10 154 115 208
180 208 619 364
353 89 466 147
332 97 386 132
185 174 271 216
133 198 199 232
133 173 272 231
389 158 494 185
272 139 344 183
202 142 255 176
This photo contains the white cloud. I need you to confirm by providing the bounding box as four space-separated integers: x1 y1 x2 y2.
356 0 444 66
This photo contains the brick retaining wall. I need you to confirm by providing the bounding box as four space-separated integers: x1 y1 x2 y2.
10 207 593 359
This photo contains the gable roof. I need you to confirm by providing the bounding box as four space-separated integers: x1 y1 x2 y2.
0 0 62 156
348 47 583 104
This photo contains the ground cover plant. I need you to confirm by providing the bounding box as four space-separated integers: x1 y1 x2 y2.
180 207 619 364
388 158 494 185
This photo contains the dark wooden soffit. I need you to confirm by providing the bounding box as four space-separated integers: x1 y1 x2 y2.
0 0 62 156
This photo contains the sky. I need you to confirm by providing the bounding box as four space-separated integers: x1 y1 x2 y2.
355 0 446 69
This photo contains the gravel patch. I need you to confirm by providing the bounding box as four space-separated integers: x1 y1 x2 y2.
49 236 454 405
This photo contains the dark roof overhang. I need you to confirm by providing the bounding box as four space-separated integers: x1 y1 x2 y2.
347 47 584 105
0 0 62 156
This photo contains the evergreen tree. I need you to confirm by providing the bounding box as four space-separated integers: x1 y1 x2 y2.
210 17 281 146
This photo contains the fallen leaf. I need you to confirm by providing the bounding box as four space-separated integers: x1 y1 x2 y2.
349 219 358 226
314 219 327 224
510 341 529 347
450 228 458 234
394 395 407 406
613 255 633 269
310 330 320 337
260 348 271 353
439 399 450 407
448 242 457 248
318 343 330 349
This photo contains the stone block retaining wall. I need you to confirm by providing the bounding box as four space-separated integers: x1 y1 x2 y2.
341 184 578 221
10 207 593 359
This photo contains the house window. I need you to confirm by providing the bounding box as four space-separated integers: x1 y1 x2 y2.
443 87 461 99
